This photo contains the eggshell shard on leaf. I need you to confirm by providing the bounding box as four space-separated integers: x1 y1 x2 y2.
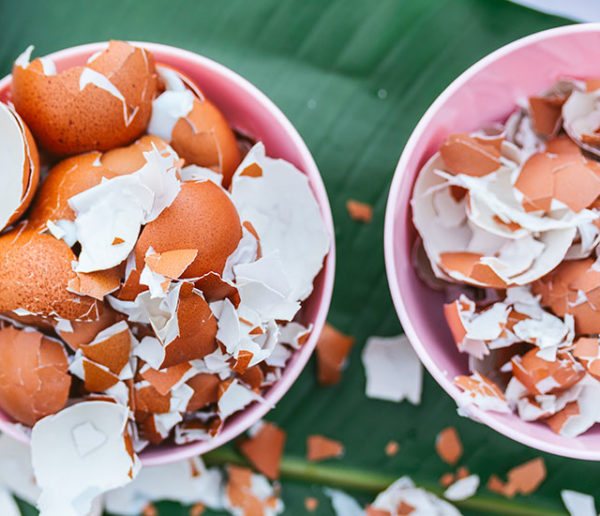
224 465 284 516
104 457 224 515
306 434 344 461
443 474 480 502
361 334 422 404
369 476 460 516
12 41 158 155
346 199 373 223
0 102 39 232
315 323 354 385
31 401 140 516
0 326 70 425
238 421 286 480
561 490 597 516
435 427 463 465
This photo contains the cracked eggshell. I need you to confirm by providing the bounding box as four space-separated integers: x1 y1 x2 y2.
12 41 158 155
149 66 241 187
0 227 101 320
28 135 176 228
135 180 242 283
0 326 70 425
231 143 330 302
0 102 39 232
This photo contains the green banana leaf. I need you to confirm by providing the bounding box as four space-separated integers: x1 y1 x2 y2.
1 0 596 514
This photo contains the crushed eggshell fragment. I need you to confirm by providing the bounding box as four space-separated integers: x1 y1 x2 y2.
307 434 344 461
346 199 373 223
435 427 463 465
369 476 460 516
316 323 354 385
238 421 286 480
361 334 422 404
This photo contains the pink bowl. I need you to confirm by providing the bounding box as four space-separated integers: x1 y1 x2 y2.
384 23 600 460
0 42 335 466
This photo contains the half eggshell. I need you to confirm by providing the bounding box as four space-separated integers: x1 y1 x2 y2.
12 41 158 155
0 102 39 232
148 66 241 187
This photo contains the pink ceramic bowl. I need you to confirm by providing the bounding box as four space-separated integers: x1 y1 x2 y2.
0 42 335 466
384 24 600 460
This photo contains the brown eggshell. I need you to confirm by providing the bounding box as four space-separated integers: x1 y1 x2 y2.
29 135 173 228
161 282 217 368
0 227 101 320
135 181 242 282
0 326 70 425
12 40 158 155
171 97 241 187
0 103 40 232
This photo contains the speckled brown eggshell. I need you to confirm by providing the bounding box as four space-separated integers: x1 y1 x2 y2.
11 40 158 155
0 326 71 425
0 227 101 320
135 180 242 280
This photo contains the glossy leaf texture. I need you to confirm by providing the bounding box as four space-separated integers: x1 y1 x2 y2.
0 0 594 514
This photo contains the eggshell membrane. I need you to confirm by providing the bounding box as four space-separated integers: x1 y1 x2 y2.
161 282 217 368
29 135 173 227
0 104 40 231
0 326 70 425
171 97 241 187
0 228 100 320
135 181 242 281
315 323 355 385
11 40 158 155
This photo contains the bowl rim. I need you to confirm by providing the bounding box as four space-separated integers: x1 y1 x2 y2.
384 22 600 461
0 41 336 466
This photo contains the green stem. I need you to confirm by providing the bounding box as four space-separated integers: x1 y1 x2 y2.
203 447 564 516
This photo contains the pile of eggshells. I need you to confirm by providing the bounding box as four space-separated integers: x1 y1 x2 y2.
0 40 328 514
411 77 600 438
